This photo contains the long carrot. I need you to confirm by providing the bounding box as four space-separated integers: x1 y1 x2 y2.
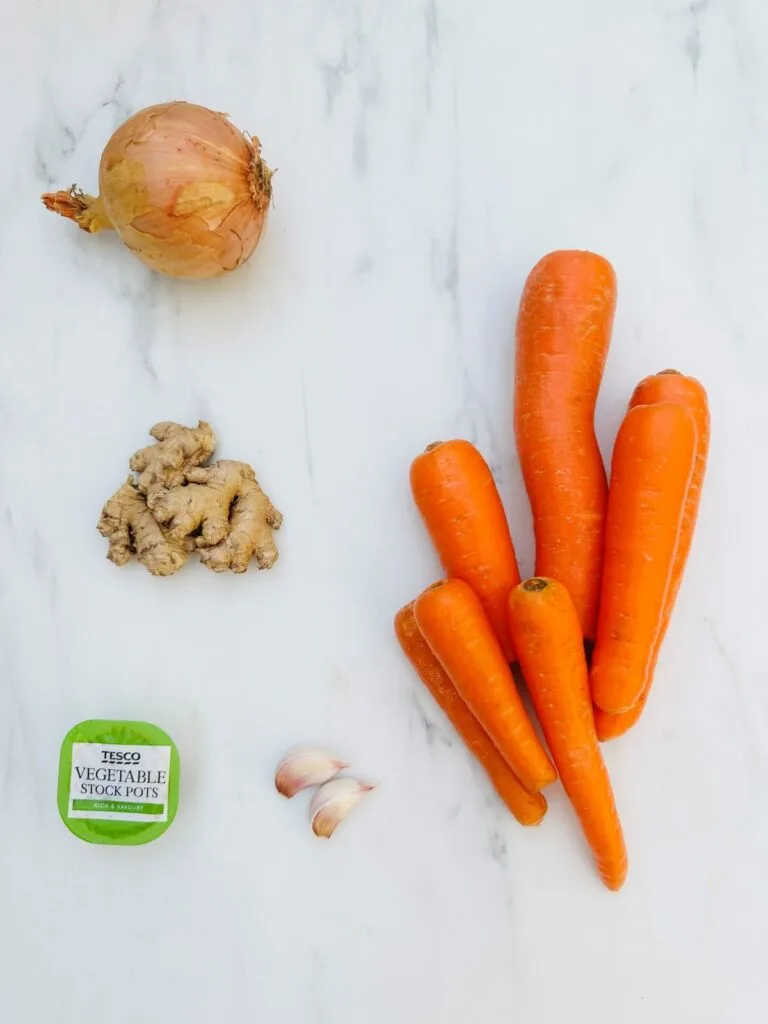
414 579 556 793
595 370 709 740
515 250 616 640
507 577 627 889
395 602 547 825
410 440 520 660
590 401 697 715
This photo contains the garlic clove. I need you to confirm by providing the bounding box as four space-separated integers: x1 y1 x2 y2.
309 778 376 838
275 748 349 798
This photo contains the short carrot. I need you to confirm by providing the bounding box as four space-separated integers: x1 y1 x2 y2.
515 250 616 640
410 440 520 660
414 579 556 793
595 370 709 740
590 401 697 715
507 578 627 890
395 602 548 825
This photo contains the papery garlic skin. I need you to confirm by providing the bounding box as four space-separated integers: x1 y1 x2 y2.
310 778 375 838
275 748 348 799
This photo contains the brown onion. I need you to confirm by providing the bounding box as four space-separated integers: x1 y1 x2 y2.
42 101 272 279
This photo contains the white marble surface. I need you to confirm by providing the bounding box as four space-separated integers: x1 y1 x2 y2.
1 1 766 1021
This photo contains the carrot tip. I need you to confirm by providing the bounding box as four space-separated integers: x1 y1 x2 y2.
423 580 449 593
521 577 549 593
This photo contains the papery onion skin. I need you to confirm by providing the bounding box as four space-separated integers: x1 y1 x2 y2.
42 101 272 280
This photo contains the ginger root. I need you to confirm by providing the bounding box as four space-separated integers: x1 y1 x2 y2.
131 420 216 506
98 480 191 577
98 423 281 576
195 463 283 573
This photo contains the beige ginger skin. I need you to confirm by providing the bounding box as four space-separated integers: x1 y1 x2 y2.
98 422 282 576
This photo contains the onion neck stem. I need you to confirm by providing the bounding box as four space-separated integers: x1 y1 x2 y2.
41 187 114 233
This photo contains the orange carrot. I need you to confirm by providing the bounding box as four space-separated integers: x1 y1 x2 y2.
414 579 556 793
515 250 616 640
507 578 627 889
395 602 547 825
595 370 709 740
410 440 520 659
591 401 697 715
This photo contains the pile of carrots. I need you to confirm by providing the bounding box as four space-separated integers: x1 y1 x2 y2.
395 250 710 891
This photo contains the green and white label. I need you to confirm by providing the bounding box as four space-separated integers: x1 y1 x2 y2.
59 720 180 845
68 743 171 823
